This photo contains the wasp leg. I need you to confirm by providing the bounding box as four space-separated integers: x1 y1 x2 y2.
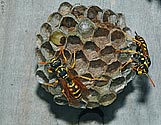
120 59 133 70
115 49 138 54
59 46 67 63
78 75 107 81
131 65 138 71
43 80 59 87
71 49 76 69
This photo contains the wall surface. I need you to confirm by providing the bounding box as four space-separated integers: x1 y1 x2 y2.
0 0 161 125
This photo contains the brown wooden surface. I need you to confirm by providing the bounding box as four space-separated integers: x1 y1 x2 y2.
0 0 161 125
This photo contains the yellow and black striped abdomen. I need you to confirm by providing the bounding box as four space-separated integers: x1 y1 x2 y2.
67 82 82 99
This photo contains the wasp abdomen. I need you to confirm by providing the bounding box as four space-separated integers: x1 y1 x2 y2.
68 82 82 99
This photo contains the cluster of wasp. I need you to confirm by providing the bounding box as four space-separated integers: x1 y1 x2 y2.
35 2 154 109
36 31 154 107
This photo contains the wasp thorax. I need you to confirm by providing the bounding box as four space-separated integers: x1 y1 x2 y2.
50 58 61 69
59 67 68 79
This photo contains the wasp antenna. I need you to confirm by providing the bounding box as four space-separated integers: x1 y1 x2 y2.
124 32 133 40
134 31 138 36
38 61 49 65
125 32 140 44
145 73 155 87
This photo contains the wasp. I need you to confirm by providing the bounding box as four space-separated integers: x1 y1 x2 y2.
133 32 150 58
116 32 155 87
39 47 107 105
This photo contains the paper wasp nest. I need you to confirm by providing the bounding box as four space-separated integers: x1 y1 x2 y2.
35 2 136 109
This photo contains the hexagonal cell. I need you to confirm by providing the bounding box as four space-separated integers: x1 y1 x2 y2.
103 9 118 24
47 12 62 30
123 26 131 33
100 53 117 65
110 77 125 87
110 29 126 48
126 70 136 83
67 35 82 44
106 61 121 73
111 30 125 41
110 76 129 93
40 41 56 59
93 37 111 50
36 34 44 48
74 51 89 75
83 41 100 52
103 10 113 22
58 2 72 15
93 27 111 49
75 50 87 60
94 75 111 87
87 6 103 21
94 27 110 37
77 18 95 39
71 5 87 18
88 88 100 96
108 14 118 25
100 46 116 56
54 94 68 105
66 35 83 53
60 16 78 32
89 59 107 77
35 70 49 84
49 30 66 46
46 82 62 95
99 92 117 106
40 23 52 40
41 41 55 53
86 102 100 109
116 13 126 28
93 81 108 87
89 59 106 68
35 47 46 62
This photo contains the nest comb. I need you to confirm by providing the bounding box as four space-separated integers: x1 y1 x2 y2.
35 2 136 109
